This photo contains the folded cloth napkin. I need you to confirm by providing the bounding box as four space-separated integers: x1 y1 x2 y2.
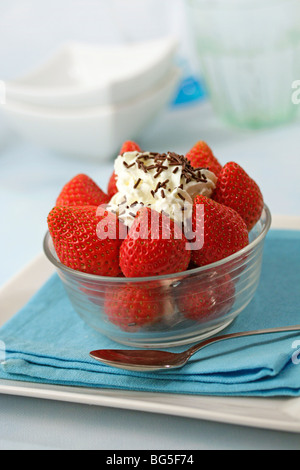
0 229 300 397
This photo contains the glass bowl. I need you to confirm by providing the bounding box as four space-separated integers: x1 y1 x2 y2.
43 205 271 348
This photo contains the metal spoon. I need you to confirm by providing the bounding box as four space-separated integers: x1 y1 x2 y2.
90 324 300 372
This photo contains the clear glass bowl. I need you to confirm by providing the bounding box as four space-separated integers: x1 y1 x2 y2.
185 0 300 128
43 205 271 348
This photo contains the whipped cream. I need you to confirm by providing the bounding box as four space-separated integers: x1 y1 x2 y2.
108 151 217 228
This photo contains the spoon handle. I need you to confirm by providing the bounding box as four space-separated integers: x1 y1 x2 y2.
186 325 300 359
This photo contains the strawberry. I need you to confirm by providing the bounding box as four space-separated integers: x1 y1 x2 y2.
107 171 118 198
120 140 141 155
185 141 222 178
213 162 264 231
47 205 123 276
56 174 110 207
191 195 249 267
119 207 191 278
78 279 106 307
177 274 235 323
104 283 164 331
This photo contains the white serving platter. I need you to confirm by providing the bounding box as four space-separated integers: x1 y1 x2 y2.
0 215 300 433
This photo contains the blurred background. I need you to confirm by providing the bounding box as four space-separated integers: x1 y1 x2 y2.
0 0 300 285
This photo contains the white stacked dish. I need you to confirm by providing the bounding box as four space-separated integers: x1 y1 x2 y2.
1 37 180 159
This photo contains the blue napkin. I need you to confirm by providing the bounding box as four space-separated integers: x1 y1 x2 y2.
0 229 300 397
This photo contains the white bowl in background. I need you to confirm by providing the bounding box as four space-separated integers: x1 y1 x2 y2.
1 68 181 160
4 37 178 108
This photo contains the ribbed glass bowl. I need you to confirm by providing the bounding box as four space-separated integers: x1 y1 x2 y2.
43 205 271 347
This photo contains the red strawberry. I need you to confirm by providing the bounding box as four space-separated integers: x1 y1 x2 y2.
177 274 235 323
119 207 191 278
213 162 264 231
47 205 123 276
107 171 118 198
185 141 222 178
104 283 164 331
56 174 110 207
120 140 141 155
191 195 249 267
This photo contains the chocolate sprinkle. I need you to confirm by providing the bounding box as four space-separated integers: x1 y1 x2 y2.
154 181 161 193
134 178 142 189
127 162 136 169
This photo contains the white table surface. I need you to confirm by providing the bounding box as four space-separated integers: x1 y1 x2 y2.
1 100 300 450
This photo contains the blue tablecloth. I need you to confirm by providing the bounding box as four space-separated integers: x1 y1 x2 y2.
0 229 299 397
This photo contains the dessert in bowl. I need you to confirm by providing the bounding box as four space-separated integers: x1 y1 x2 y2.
44 140 271 347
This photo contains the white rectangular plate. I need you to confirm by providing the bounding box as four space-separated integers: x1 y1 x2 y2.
0 216 300 433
